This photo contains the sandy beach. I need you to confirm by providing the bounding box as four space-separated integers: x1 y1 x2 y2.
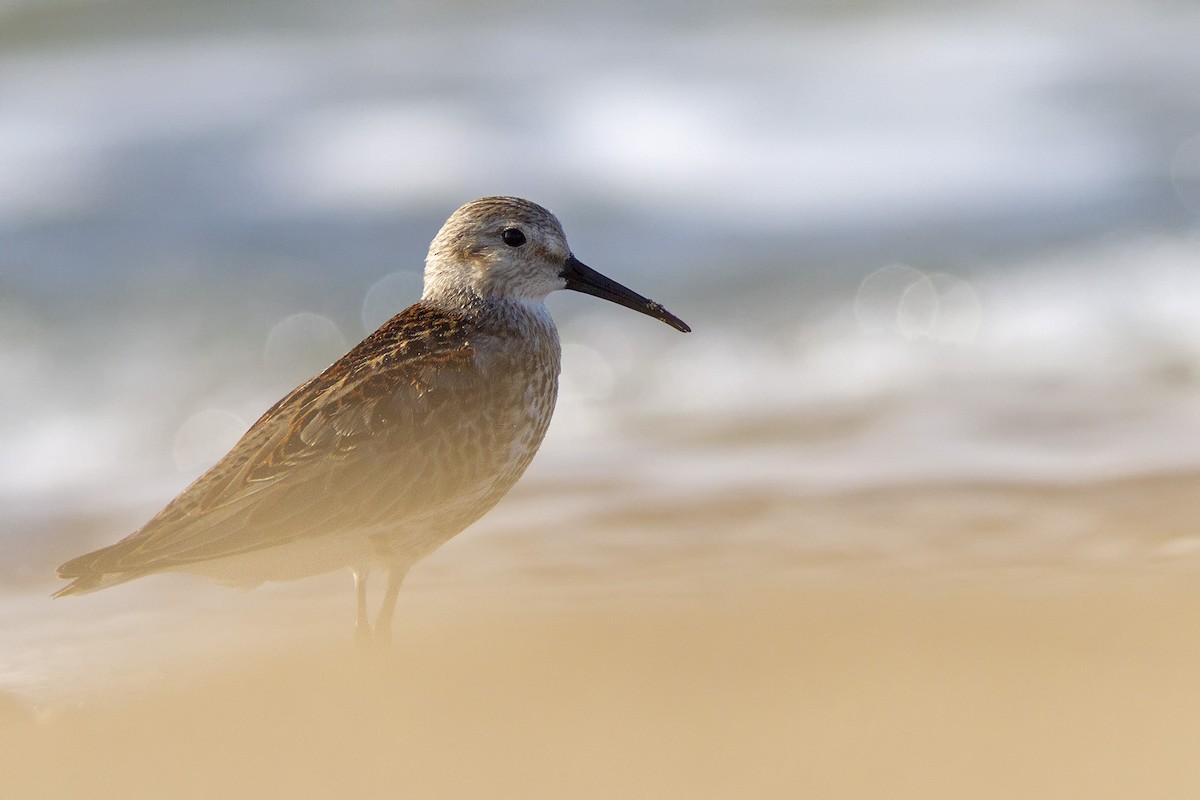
5 473 1200 799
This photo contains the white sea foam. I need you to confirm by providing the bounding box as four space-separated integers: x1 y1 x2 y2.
601 233 1200 491
0 6 1165 231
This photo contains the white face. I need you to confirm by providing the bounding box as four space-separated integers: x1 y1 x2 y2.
423 197 573 303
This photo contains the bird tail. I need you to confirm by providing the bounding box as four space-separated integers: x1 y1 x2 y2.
53 551 143 597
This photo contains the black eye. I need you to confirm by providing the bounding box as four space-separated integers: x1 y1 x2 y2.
501 228 526 247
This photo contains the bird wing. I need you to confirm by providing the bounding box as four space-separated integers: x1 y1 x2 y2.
58 304 505 580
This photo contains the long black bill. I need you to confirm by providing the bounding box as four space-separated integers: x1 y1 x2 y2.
560 255 691 333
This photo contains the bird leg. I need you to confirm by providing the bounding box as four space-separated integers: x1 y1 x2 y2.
373 565 409 647
352 567 372 647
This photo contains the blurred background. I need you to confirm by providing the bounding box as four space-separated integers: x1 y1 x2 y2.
5 1 1200 787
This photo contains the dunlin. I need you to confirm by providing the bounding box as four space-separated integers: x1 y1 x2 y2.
55 197 690 642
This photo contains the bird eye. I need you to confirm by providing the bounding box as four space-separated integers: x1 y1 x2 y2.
501 228 526 247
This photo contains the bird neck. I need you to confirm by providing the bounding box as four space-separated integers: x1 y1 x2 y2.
422 285 554 335
421 283 487 315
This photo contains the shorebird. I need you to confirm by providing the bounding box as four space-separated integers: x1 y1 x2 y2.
55 197 689 643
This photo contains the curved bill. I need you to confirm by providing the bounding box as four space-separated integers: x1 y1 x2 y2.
560 255 691 333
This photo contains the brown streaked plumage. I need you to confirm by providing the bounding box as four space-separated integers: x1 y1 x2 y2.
55 196 690 643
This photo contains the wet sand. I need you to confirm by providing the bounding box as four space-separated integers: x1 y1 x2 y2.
5 474 1200 798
